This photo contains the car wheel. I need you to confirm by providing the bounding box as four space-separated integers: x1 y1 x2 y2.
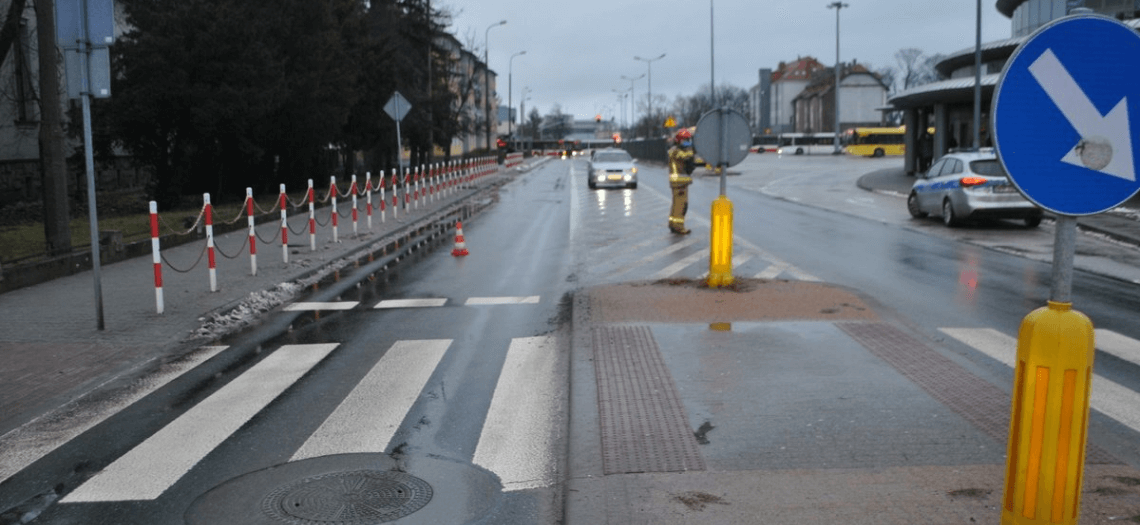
588 180 596 189
1024 215 1042 228
873 148 885 158
795 147 804 155
628 182 637 189
942 199 959 227
907 191 927 218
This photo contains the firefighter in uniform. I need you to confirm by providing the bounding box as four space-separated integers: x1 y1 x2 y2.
667 128 696 234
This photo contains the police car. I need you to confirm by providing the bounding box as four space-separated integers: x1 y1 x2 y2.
907 148 1043 228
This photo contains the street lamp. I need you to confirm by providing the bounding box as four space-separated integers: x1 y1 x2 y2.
484 19 506 150
508 50 526 144
520 87 532 148
827 2 847 154
621 74 644 138
634 53 665 138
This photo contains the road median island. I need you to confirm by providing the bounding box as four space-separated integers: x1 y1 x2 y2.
587 278 878 324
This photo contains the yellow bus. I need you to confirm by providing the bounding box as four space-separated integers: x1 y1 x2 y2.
843 126 906 157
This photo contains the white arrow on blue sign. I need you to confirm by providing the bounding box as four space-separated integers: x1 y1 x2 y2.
993 15 1140 216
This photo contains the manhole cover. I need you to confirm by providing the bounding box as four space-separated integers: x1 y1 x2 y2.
262 470 432 524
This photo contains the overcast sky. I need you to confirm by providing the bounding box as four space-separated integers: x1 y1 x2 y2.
440 0 1012 122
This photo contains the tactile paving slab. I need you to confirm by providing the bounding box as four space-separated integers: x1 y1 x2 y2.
838 321 1117 465
593 325 706 475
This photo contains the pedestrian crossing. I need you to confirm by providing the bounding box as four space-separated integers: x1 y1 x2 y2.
940 327 1140 436
33 318 1140 506
571 171 821 283
58 336 562 503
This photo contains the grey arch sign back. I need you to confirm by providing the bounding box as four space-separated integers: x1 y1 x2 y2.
693 108 751 168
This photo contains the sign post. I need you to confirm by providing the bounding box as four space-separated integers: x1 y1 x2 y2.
692 108 751 287
992 13 1140 524
384 91 411 212
57 0 114 330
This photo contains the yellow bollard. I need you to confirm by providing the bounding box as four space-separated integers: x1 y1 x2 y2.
1002 301 1095 525
707 195 734 287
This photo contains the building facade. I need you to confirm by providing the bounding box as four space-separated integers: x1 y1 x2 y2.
767 57 827 135
791 62 889 134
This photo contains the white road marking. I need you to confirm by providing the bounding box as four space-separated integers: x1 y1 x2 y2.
697 253 755 279
940 327 1140 435
651 249 709 280
61 344 337 502
609 237 702 276
754 262 790 280
474 336 561 491
374 298 448 309
292 340 451 461
466 296 541 305
1095 329 1140 368
0 346 229 485
284 301 359 311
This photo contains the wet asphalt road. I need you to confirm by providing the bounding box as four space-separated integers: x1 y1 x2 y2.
8 153 1140 523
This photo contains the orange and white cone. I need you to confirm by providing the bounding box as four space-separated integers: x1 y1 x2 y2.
451 221 469 256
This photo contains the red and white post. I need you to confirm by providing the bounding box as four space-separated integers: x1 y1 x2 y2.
403 170 411 210
246 188 257 276
350 175 359 236
378 170 386 224
150 201 164 314
413 165 421 210
280 184 289 263
364 172 373 230
307 179 316 251
391 170 399 220
330 176 339 243
204 193 217 292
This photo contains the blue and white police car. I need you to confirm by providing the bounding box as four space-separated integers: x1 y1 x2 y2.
907 148 1043 228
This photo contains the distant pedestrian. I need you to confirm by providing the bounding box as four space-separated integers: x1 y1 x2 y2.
919 131 933 172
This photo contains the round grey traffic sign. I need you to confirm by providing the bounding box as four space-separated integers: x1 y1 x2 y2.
693 108 752 168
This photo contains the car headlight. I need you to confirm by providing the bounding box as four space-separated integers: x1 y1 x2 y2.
596 175 606 182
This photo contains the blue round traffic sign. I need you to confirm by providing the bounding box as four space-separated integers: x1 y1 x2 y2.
993 15 1140 216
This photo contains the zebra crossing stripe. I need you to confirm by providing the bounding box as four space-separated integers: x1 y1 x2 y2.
61 344 338 503
0 346 229 486
609 237 702 276
1095 329 1140 367
466 296 541 306
374 298 448 309
473 336 560 491
292 340 451 461
284 301 359 311
754 262 789 280
939 328 1140 435
697 253 755 279
651 249 709 280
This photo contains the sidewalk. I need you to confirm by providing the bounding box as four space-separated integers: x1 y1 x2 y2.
0 161 541 442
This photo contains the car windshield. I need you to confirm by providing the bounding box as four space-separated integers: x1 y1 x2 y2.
969 159 1005 177
594 151 631 163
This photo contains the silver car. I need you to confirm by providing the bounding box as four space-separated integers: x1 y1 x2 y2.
588 148 638 189
907 149 1042 227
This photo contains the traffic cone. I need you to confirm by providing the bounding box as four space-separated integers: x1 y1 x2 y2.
451 221 469 256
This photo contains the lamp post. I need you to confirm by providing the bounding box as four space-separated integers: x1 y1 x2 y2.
827 2 848 154
621 74 645 138
520 87 531 149
484 19 506 150
508 51 526 144
634 53 665 138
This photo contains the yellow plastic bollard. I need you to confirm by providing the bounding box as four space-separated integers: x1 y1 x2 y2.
1002 301 1095 525
707 195 734 287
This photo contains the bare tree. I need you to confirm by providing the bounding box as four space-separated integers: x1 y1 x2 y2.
34 0 71 255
